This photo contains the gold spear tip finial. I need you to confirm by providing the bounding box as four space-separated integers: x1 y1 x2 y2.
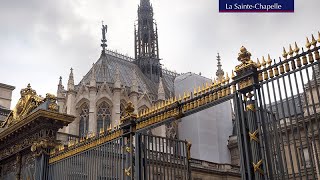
256 58 261 69
231 70 235 79
294 42 300 53
261 56 266 67
306 37 311 49
311 34 317 46
318 31 320 43
225 72 229 81
289 44 294 56
282 47 288 58
267 54 272 66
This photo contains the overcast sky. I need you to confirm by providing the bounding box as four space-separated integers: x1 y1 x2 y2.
1 0 320 107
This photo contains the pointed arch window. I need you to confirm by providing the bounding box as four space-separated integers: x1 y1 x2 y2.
79 103 89 137
97 102 111 132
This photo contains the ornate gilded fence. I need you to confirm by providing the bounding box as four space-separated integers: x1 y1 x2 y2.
48 133 189 180
1 32 320 180
233 34 320 180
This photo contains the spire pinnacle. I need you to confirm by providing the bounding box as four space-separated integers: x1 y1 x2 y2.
216 53 224 81
140 0 151 6
68 68 75 90
101 22 107 56
57 76 64 96
59 76 62 85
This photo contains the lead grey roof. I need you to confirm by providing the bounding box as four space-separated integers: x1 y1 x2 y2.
267 94 303 119
78 50 177 98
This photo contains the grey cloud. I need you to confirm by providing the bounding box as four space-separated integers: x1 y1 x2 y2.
0 0 320 106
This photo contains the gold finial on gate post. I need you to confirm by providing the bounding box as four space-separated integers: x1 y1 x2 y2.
234 46 258 91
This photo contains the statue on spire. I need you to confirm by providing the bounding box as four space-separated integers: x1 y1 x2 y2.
101 21 108 56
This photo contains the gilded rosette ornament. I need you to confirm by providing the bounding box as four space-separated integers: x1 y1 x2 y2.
0 84 44 128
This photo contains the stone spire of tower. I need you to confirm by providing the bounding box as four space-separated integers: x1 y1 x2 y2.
57 76 64 96
67 68 75 90
216 53 224 81
157 77 165 100
58 76 63 90
134 0 161 83
114 66 121 89
140 0 151 6
90 63 96 87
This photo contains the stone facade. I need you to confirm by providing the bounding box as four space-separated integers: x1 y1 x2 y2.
0 83 15 110
0 83 15 124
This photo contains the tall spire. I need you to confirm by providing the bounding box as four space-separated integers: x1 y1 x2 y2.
57 76 64 96
134 0 161 83
140 0 151 6
216 53 224 81
68 68 75 90
101 21 107 56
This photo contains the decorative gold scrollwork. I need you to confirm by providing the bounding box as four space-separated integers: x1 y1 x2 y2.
0 84 44 128
125 166 131 176
249 130 259 142
253 159 264 175
246 104 255 112
125 147 131 153
31 139 56 157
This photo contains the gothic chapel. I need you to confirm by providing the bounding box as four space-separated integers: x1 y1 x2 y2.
56 0 178 140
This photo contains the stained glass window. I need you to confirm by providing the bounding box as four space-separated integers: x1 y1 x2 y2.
97 102 111 132
79 103 89 137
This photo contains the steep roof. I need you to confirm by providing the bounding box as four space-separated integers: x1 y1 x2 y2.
78 50 177 99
